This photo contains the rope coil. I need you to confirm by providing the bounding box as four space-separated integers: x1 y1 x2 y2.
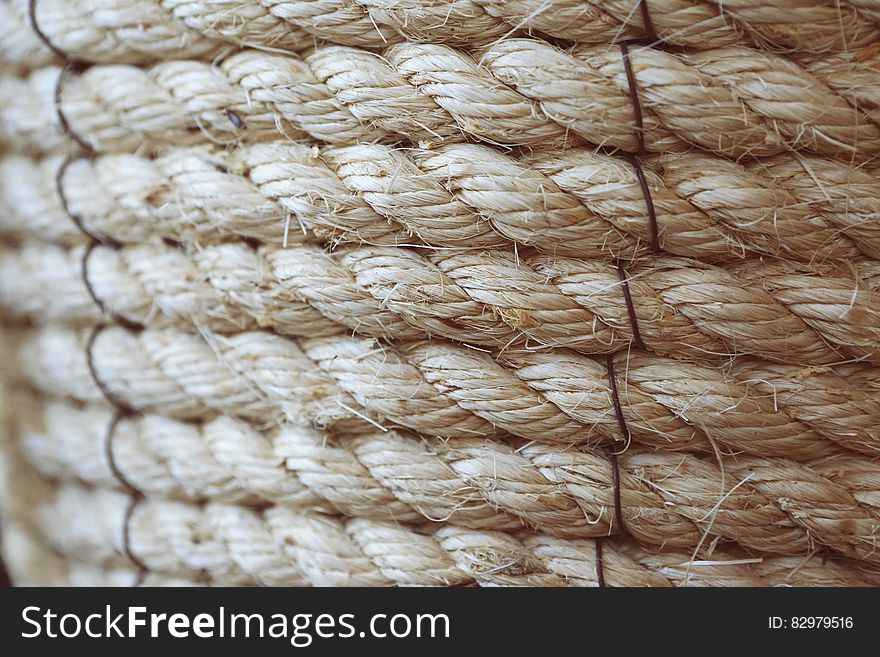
3 0 880 587
10 41 876 159
52 76 150 581
17 0 880 63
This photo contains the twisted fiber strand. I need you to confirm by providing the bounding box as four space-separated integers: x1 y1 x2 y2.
27 0 228 65
6 454 876 586
22 452 876 585
0 67 66 156
62 39 880 156
10 2 880 588
4 234 880 368
36 482 664 586
0 0 60 74
27 0 515 62
613 541 880 588
25 0 880 62
13 396 539 537
10 155 880 452
31 497 880 588
0 419 186 587
848 0 880 23
0 156 81 247
22 39 880 159
3 490 744 586
0 433 470 587
23 397 367 520
804 44 880 130
5 169 880 458
0 518 194 586
0 241 344 339
475 1 880 54
20 397 880 563
7 151 880 367
12 341 880 575
0 493 197 586
1 149 323 245
30 476 880 583
16 323 880 459
0 423 195 588
33 141 880 263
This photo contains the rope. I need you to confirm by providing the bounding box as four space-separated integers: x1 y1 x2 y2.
25 473 880 583
14 0 880 65
5 141 879 263
4 239 879 369
4 0 880 588
4 41 879 158
15 322 880 461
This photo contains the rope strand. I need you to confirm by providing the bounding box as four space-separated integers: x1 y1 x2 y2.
14 0 880 67
4 39 879 158
14 322 880 460
4 239 879 367
5 141 879 263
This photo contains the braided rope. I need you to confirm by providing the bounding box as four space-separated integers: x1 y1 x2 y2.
3 188 876 568
0 67 65 156
0 519 182 586
16 0 880 66
31 481 662 586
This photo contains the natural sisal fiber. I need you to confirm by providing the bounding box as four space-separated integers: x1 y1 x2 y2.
3 40 880 158
9 497 876 588
3 237 880 367
15 395 880 566
0 0 59 74
14 323 880 459
5 144 880 262
4 472 668 587
3 151 880 367
4 0 880 589
11 481 749 586
21 0 880 61
0 522 112 586
17 478 880 587
0 67 65 156
0 520 197 586
11 381 880 565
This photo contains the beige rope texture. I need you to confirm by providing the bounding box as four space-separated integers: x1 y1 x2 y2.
3 233 880 368
4 39 879 158
0 520 196 586
0 0 59 73
19 478 880 587
5 142 880 262
0 422 685 587
13 321 880 460
4 0 880 589
10 502 880 588
16 395 880 565
2 150 879 370
807 47 880 126
21 0 880 62
0 67 65 157
30 481 671 586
